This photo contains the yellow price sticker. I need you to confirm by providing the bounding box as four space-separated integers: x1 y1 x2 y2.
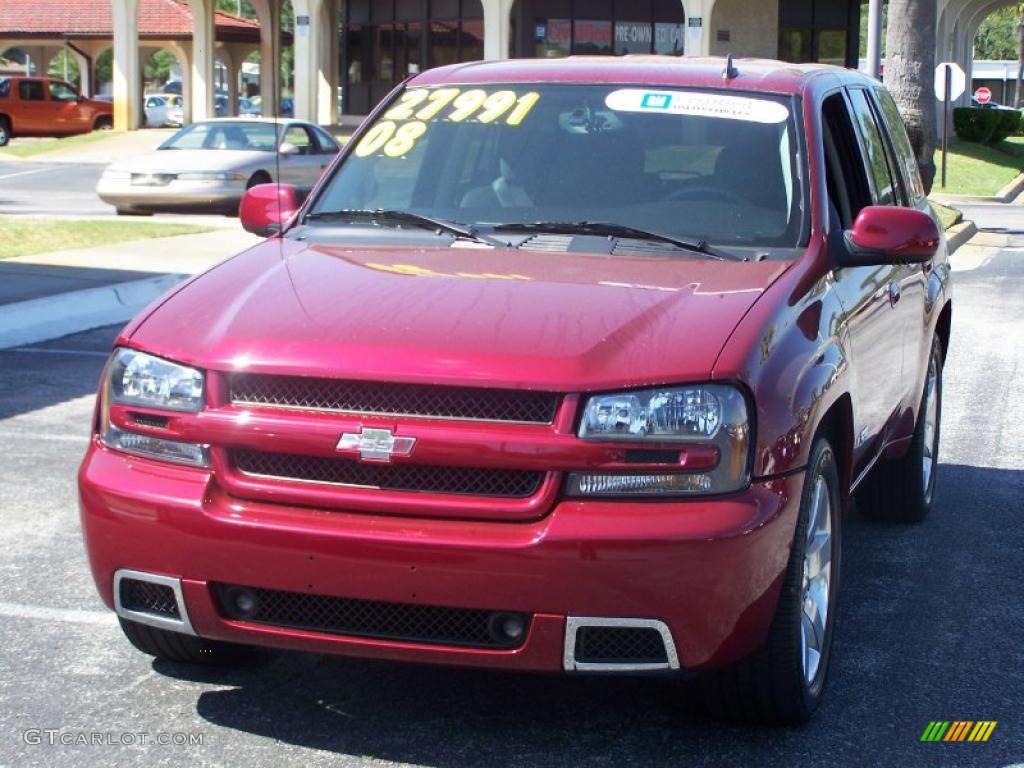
354 88 542 159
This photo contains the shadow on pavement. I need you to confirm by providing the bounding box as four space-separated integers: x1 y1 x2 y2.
0 261 153 305
0 325 118 420
145 462 1021 767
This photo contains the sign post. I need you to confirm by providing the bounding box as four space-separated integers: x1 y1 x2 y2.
935 62 966 190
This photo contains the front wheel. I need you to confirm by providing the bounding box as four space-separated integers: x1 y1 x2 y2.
94 116 113 131
697 437 842 725
0 116 10 147
859 335 943 523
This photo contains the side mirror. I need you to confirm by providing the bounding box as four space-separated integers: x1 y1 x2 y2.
238 183 299 237
279 141 300 156
838 206 940 267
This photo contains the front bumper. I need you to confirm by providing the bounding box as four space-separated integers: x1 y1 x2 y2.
96 178 245 211
80 440 802 673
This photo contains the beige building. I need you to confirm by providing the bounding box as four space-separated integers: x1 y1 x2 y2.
2 0 1014 129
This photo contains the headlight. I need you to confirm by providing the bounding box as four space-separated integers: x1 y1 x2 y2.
99 348 209 467
176 171 246 181
568 384 751 497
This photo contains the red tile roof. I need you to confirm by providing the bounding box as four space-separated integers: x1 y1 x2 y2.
0 0 261 42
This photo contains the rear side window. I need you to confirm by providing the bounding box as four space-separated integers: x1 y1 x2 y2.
18 80 45 101
847 88 899 206
0 78 9 98
874 88 927 204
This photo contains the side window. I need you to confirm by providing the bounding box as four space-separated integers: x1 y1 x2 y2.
282 124 314 154
312 126 340 154
874 88 928 204
821 92 872 229
0 78 9 98
19 80 45 101
49 81 78 102
847 88 899 206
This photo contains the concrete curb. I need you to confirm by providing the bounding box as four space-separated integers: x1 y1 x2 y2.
932 172 1024 205
0 273 184 350
946 220 979 254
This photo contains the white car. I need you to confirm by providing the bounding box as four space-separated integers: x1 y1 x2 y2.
97 118 340 215
144 94 184 128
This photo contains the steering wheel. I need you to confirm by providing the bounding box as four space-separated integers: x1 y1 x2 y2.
666 185 747 205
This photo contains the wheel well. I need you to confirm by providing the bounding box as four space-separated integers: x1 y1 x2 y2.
247 171 271 188
93 114 112 128
935 301 952 363
814 394 853 512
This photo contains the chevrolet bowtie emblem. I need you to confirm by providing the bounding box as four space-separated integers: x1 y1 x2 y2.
337 428 416 463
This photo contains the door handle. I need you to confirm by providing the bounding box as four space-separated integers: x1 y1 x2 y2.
888 281 901 307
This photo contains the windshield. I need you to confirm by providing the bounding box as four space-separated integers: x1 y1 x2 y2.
160 121 279 151
310 84 805 250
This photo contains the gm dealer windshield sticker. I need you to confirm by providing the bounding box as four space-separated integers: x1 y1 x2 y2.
604 89 789 124
355 88 541 159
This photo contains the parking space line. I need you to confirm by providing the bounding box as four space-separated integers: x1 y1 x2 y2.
0 601 115 626
0 167 57 181
0 431 90 443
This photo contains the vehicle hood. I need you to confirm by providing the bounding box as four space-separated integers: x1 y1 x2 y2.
109 149 265 174
127 240 793 391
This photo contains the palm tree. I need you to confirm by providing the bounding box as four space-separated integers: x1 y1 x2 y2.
884 0 938 192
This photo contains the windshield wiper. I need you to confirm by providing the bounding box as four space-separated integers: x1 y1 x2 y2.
487 221 737 261
304 208 506 247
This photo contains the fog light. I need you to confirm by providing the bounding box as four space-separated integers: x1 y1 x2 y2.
488 612 527 645
225 587 258 618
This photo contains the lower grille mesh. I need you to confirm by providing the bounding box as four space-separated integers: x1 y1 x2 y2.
575 626 668 664
232 448 544 498
120 579 179 618
215 584 529 649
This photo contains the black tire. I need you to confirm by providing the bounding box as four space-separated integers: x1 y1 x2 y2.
859 335 942 523
94 115 113 131
0 116 10 147
247 171 271 189
115 207 153 216
118 618 261 666
698 437 842 725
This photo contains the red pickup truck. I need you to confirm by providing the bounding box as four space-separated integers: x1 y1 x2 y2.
79 57 951 725
0 75 112 146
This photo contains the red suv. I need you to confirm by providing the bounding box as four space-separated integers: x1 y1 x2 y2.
79 58 951 725
0 76 113 146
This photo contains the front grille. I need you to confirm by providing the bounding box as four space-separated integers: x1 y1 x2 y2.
119 579 180 618
575 626 668 664
230 374 559 424
232 448 544 498
215 583 529 649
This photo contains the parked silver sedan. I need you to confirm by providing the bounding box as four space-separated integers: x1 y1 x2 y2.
96 118 340 215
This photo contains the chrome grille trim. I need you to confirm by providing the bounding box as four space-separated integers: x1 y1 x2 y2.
563 617 679 672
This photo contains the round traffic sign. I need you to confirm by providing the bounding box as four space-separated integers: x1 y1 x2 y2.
975 87 993 105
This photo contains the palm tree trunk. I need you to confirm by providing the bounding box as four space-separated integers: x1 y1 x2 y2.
884 0 938 193
1016 15 1024 108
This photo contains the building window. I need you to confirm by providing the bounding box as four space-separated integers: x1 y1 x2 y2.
777 0 857 67
523 0 685 58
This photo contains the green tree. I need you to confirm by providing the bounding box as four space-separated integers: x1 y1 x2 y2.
47 49 81 86
975 6 1021 61
859 4 889 58
143 49 177 84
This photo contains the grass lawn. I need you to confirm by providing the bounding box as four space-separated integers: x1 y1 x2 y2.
0 219 213 260
0 131 116 159
933 138 1024 196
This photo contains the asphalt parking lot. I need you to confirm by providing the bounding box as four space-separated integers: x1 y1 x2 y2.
0 236 1021 767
